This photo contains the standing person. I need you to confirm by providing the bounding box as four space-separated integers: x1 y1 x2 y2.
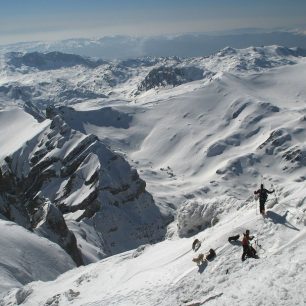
241 230 257 261
254 184 274 215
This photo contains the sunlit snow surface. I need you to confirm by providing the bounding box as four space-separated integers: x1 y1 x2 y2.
0 220 75 294
0 46 306 305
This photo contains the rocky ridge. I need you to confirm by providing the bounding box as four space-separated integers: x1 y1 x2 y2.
0 107 167 267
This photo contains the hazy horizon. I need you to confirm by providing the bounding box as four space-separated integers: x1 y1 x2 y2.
1 29 306 60
1 0 306 45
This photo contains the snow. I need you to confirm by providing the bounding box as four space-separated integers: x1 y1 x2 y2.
2 197 306 305
0 108 165 264
0 108 49 159
0 46 306 305
0 219 75 295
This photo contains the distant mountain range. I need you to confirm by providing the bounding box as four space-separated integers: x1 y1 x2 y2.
0 30 306 59
1 45 305 112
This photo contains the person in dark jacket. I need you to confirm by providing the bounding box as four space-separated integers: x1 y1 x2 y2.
192 238 201 251
241 230 257 261
254 184 274 215
206 248 216 261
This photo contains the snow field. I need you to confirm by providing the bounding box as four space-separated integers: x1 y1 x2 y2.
2 189 305 305
0 47 306 305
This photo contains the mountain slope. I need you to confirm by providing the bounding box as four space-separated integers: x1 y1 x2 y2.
0 46 304 110
0 219 76 295
1 189 305 305
0 102 168 297
59 60 306 215
0 46 306 304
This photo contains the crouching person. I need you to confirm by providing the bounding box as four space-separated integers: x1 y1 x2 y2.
241 230 257 261
192 238 201 251
206 248 216 261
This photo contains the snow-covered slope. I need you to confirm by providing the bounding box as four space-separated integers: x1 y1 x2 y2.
0 46 305 110
58 58 306 216
1 190 306 305
0 108 48 159
0 219 75 295
0 46 306 304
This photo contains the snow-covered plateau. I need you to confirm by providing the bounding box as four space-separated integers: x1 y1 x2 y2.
0 45 306 305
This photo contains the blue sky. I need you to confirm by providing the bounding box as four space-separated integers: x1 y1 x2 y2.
1 0 306 44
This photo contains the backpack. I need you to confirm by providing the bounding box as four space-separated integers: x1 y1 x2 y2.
228 234 240 242
206 249 216 261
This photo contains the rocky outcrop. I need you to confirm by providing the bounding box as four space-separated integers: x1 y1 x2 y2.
0 107 166 264
0 161 82 266
258 129 292 154
138 66 206 92
33 203 83 266
0 164 31 229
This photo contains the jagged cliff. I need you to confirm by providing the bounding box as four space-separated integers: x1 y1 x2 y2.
0 107 167 265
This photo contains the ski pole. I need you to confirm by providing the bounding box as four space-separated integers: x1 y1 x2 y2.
271 183 278 204
256 237 262 249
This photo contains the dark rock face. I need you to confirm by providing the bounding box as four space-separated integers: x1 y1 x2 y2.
0 160 83 266
258 129 291 155
138 66 205 92
0 164 31 229
0 108 166 264
282 146 306 170
33 203 84 266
